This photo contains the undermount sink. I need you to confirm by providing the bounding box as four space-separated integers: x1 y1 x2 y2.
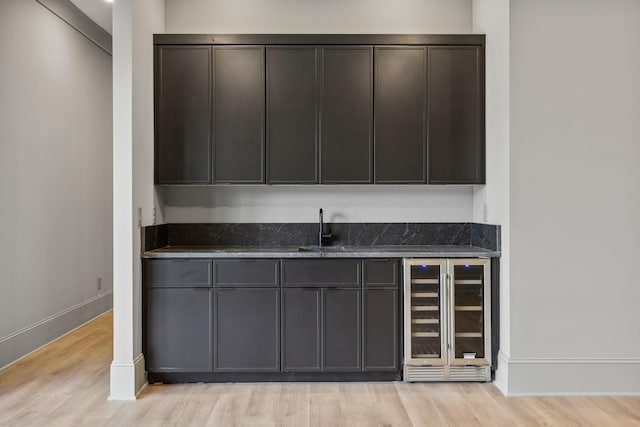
297 246 347 253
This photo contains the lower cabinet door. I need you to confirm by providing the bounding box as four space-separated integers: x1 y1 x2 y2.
323 289 362 371
214 288 280 372
363 289 399 371
145 288 213 372
282 288 321 371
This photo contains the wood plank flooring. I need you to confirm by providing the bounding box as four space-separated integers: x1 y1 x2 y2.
1 311 639 426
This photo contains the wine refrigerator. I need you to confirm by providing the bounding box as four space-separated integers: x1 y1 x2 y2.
403 258 491 382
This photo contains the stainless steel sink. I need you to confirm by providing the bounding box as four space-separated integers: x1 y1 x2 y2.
297 246 347 253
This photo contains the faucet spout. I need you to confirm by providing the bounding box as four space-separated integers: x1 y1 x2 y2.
319 208 332 247
319 208 323 246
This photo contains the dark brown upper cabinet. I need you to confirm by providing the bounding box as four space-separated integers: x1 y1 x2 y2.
154 35 485 186
155 45 265 185
267 46 374 184
155 46 212 184
427 46 485 184
267 47 319 184
320 46 373 184
213 46 265 183
374 47 428 184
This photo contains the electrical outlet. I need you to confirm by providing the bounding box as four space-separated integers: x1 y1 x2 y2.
138 207 142 227
152 206 157 225
97 277 102 290
483 204 488 223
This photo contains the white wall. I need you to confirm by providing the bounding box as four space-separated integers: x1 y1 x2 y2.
161 0 475 224
165 0 472 34
471 0 510 393
162 186 474 223
0 0 112 369
508 0 640 395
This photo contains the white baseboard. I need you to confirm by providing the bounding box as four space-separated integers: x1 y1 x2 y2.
493 351 510 395
0 291 113 371
109 353 147 400
501 355 640 396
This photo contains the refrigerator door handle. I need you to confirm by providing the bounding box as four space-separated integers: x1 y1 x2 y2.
443 271 451 363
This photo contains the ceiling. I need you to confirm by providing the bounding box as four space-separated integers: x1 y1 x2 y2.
69 0 112 34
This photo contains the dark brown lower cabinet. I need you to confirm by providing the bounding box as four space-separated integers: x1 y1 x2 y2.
282 288 363 372
144 257 402 381
214 288 280 372
145 288 213 372
324 289 362 371
281 288 321 371
363 288 399 371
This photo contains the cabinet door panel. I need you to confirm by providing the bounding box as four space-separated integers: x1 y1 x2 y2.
363 289 398 371
374 47 427 183
144 259 212 288
155 46 211 184
428 46 484 184
320 47 373 183
363 259 399 288
282 289 321 371
282 259 361 288
267 47 318 183
145 288 212 371
214 288 280 371
213 46 265 183
324 289 361 371
213 259 279 287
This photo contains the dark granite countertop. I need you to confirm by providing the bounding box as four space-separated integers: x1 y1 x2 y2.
142 222 501 259
143 244 500 259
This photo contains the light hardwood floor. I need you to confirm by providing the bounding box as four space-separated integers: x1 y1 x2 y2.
1 311 639 426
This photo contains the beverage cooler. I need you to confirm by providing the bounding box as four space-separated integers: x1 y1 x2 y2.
403 258 491 382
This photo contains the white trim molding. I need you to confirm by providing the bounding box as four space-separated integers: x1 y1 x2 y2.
35 0 112 54
109 353 147 400
501 355 640 396
0 292 113 370
493 351 510 395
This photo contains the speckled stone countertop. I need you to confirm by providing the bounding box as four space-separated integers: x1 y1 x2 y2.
143 244 500 259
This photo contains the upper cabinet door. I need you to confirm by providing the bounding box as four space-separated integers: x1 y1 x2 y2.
213 46 265 183
427 46 485 184
319 47 373 184
155 46 212 184
374 47 427 184
267 47 319 184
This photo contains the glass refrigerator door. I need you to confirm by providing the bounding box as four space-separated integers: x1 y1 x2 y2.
449 259 491 366
404 259 447 366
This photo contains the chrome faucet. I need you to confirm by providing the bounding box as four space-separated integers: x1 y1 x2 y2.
319 208 333 247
